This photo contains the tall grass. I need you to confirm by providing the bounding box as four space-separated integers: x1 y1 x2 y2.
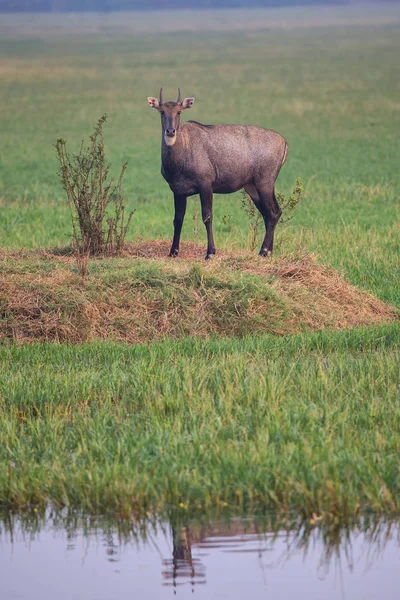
0 325 399 516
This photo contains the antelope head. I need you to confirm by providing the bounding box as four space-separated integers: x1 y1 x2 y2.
148 88 195 146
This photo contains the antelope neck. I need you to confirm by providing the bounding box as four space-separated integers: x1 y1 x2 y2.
161 129 184 173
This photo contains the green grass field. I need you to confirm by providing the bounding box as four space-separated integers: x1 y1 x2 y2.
1 326 400 517
0 5 399 519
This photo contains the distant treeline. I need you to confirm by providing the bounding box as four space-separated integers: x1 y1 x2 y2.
0 0 354 13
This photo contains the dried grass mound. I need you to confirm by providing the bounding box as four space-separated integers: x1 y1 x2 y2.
231 253 398 331
0 243 397 343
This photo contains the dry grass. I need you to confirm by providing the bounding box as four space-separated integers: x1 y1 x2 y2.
0 242 397 344
235 253 397 331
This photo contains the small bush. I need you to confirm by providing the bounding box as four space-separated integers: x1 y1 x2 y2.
276 177 304 225
55 115 134 256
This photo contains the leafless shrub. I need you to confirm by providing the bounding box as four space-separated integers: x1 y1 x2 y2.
55 114 134 257
73 240 91 284
276 177 304 225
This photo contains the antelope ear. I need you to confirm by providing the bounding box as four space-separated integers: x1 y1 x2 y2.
148 97 160 110
182 97 195 110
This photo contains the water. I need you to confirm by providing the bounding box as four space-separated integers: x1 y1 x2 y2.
1 513 399 599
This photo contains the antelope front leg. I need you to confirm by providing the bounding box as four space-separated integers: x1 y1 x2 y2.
199 187 216 260
169 194 187 257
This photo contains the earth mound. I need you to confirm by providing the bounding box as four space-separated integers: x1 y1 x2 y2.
0 241 397 343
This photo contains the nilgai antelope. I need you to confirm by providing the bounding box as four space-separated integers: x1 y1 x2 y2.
148 88 288 259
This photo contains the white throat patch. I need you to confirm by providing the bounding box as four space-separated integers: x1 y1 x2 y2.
164 133 177 147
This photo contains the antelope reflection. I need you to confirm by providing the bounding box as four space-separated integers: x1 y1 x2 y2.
162 526 206 592
162 520 266 591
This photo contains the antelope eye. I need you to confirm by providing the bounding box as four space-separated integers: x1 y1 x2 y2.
178 111 182 115
160 110 165 115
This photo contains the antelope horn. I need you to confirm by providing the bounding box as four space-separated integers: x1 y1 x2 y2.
176 88 181 104
159 87 163 105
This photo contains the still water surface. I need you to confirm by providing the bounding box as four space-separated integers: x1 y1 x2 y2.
1 514 399 599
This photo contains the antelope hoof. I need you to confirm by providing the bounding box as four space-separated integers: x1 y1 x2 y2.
259 249 272 257
205 252 215 260
169 248 179 258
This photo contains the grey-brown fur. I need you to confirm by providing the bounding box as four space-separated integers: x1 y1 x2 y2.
148 89 288 259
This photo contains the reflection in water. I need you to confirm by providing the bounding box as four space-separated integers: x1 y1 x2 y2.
162 526 207 591
161 517 400 593
1 510 400 599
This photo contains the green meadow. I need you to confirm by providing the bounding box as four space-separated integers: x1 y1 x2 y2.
0 5 399 518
